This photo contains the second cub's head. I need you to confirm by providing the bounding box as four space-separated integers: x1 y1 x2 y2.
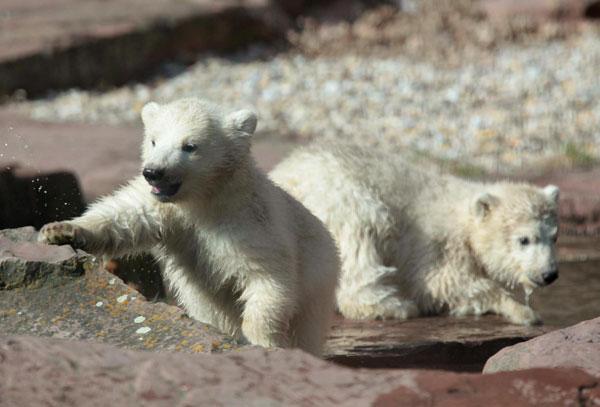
469 183 560 293
140 98 257 202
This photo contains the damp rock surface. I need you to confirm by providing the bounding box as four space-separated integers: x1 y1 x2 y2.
323 315 553 372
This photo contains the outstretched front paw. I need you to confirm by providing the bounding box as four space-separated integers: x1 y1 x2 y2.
38 222 84 248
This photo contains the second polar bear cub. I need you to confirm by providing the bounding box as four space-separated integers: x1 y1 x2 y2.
38 98 339 356
270 142 560 326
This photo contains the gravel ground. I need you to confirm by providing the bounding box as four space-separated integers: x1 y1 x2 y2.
11 27 600 174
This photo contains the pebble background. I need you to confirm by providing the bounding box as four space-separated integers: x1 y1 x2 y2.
12 31 600 173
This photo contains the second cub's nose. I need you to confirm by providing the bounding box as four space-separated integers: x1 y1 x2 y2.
143 168 164 182
542 269 559 285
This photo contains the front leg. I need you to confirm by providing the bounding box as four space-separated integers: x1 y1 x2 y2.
240 275 296 349
38 177 161 259
39 221 87 248
495 294 541 326
451 283 541 326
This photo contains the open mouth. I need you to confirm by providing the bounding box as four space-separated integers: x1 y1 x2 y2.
150 182 182 198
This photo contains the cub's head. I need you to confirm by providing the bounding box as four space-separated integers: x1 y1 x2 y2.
140 98 257 202
469 183 560 292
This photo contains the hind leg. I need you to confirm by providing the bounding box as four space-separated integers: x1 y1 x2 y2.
337 276 419 320
335 231 419 320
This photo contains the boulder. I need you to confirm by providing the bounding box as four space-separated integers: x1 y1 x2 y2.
1 333 599 407
0 227 243 353
483 317 600 377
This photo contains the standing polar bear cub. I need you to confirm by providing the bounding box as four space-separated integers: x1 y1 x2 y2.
39 98 339 355
270 142 560 326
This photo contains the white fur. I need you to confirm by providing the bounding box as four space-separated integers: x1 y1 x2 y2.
270 142 560 326
39 98 339 355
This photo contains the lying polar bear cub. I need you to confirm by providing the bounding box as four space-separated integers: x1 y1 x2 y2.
270 142 560 326
39 98 339 355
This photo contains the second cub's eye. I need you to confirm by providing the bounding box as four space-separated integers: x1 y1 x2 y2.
519 237 530 246
151 140 155 147
182 143 197 153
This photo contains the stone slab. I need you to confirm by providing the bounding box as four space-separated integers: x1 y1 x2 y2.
324 315 553 372
0 227 243 354
1 333 599 407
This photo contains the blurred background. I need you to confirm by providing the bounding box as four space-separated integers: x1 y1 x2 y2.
0 0 599 343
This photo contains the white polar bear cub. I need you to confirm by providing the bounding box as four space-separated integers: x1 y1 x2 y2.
270 142 560 326
39 98 339 355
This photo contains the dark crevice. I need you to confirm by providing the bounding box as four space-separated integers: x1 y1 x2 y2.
584 2 600 19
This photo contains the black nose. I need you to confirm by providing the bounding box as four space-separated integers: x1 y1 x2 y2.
143 168 164 182
542 269 559 285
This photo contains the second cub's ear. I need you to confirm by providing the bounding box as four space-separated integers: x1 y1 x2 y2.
226 109 257 135
141 102 160 125
543 184 560 203
472 192 496 220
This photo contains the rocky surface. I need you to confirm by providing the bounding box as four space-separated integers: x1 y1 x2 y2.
483 316 600 377
1 334 599 407
0 227 243 353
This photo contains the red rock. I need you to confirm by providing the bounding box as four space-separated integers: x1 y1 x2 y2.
375 368 600 407
483 317 600 377
1 334 599 407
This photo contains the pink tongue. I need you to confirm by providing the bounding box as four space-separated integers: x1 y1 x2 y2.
152 186 160 194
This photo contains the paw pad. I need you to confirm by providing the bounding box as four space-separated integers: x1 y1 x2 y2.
38 222 79 246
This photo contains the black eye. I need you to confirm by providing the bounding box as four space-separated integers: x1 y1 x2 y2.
519 237 530 246
182 143 197 153
552 235 558 243
151 140 155 147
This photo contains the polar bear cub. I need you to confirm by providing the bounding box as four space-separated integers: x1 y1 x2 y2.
270 142 560 326
39 98 339 355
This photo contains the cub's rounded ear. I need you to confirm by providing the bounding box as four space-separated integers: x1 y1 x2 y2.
543 184 560 203
141 102 160 124
472 192 496 220
226 109 257 135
